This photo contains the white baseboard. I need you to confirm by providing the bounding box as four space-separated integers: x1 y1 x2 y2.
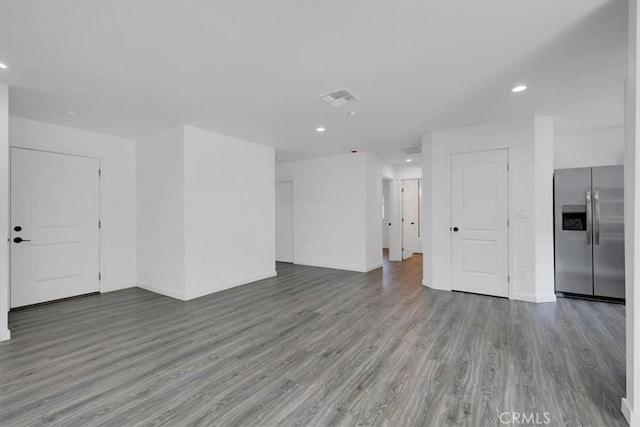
0 328 10 342
293 260 367 273
136 281 186 301
184 271 277 300
511 293 557 303
365 263 383 272
100 282 136 293
622 398 639 427
421 279 451 291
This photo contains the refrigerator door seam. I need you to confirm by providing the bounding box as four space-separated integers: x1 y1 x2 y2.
586 190 592 246
593 190 600 245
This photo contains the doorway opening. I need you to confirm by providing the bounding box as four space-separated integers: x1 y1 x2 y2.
275 180 294 264
382 178 392 263
402 178 422 260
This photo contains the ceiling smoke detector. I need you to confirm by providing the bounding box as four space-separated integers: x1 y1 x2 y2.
318 88 359 107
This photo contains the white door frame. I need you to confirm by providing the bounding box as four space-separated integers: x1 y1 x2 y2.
9 147 103 305
382 175 402 262
381 176 393 252
401 178 420 260
275 177 294 264
275 179 294 264
448 147 511 298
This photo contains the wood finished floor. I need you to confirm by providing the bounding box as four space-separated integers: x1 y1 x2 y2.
0 253 627 426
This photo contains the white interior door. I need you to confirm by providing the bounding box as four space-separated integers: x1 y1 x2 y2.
275 181 293 263
10 148 100 308
402 179 419 260
451 149 509 298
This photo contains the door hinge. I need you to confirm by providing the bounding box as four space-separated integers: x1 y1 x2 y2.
507 219 510 227
402 188 404 192
98 169 102 177
508 275 510 283
99 272 102 281
98 220 102 229
402 217 405 222
507 163 510 171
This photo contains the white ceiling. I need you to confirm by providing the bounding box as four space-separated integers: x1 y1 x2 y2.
0 1 628 164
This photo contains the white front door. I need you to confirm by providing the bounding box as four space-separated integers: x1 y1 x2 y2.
275 181 293 263
10 148 100 308
451 149 509 298
402 179 419 260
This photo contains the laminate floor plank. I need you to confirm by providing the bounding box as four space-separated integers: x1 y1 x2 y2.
0 252 627 426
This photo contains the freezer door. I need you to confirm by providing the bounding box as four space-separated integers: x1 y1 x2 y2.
554 168 593 295
592 165 625 299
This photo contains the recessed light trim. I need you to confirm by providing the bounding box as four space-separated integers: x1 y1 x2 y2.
511 85 527 93
0 63 7 69
67 111 76 115
406 159 413 162
316 126 326 132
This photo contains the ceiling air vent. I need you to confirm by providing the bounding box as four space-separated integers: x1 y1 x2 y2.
400 145 422 155
318 88 359 107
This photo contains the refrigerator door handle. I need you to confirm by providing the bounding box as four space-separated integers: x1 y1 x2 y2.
586 191 592 245
594 190 601 245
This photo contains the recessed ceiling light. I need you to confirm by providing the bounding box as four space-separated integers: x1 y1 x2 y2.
0 63 7 69
316 127 325 132
67 111 76 115
347 111 356 117
406 159 413 162
511 85 527 93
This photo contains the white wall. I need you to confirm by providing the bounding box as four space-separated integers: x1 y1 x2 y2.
10 116 137 293
395 164 422 180
136 126 186 299
422 117 556 303
0 85 9 341
276 154 368 272
277 152 394 272
136 125 275 300
533 117 555 300
555 126 624 169
623 1 639 425
183 125 275 299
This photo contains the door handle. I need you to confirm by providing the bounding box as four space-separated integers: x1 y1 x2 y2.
13 237 31 243
452 227 459 232
594 190 600 245
586 191 592 245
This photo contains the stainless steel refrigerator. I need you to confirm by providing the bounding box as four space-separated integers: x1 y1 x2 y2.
554 166 625 299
